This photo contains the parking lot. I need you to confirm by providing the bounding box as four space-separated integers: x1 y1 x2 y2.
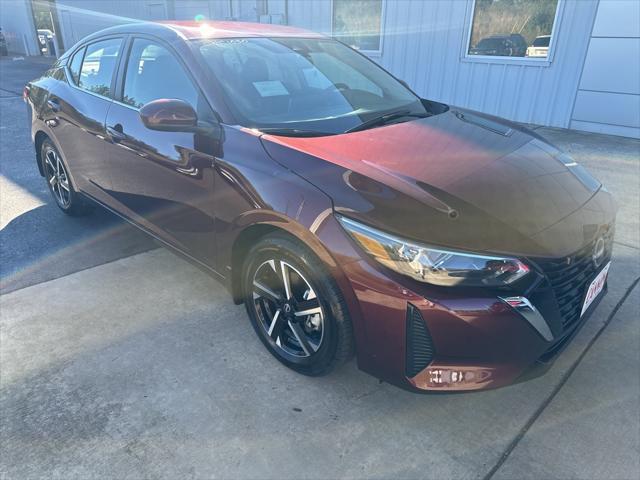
1 56 638 479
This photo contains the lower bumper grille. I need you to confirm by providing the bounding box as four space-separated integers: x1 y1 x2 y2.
405 304 435 377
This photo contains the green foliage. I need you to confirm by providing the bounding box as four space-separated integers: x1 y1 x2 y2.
32 0 54 31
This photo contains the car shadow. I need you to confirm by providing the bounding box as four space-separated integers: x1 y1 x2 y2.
0 202 156 293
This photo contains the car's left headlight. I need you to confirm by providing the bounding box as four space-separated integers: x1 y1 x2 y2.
338 216 530 287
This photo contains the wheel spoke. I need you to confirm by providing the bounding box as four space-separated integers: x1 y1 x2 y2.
267 309 281 336
253 280 281 303
252 259 324 358
55 155 62 175
293 298 321 318
280 261 292 300
294 307 322 318
269 312 287 341
288 321 313 355
45 154 56 173
59 180 70 192
49 175 57 186
56 183 64 203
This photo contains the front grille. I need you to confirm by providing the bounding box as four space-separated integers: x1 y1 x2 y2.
535 231 613 332
405 304 435 377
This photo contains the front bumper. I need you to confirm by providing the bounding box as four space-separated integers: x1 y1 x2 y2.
315 214 614 392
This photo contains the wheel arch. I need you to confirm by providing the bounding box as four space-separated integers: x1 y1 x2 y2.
34 130 49 176
228 213 345 306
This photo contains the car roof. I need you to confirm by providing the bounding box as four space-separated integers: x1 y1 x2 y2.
80 20 324 44
484 34 524 39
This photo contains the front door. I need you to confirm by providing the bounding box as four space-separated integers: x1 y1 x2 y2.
103 37 218 268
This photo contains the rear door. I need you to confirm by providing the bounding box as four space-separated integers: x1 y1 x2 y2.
51 37 124 200
103 36 218 266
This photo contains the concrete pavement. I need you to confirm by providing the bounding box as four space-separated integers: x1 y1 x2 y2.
1 57 639 479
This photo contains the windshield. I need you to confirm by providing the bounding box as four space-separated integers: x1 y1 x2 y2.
477 38 504 49
533 36 550 47
195 37 426 134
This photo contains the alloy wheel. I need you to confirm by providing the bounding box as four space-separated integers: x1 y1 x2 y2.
44 147 71 208
252 259 325 357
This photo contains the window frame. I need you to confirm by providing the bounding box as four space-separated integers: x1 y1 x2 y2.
330 0 387 58
461 0 565 67
64 35 126 100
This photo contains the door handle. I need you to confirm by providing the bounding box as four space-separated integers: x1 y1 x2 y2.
47 97 60 112
107 124 125 143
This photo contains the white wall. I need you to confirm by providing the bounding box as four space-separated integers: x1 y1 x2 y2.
570 0 640 138
0 0 39 55
55 0 175 51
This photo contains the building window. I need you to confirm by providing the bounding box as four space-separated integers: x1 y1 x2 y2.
332 0 383 53
467 0 559 59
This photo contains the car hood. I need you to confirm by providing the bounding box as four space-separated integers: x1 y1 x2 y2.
260 108 612 258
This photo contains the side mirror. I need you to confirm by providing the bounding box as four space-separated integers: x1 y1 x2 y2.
139 99 198 132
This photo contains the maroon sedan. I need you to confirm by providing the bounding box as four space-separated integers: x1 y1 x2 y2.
25 21 616 392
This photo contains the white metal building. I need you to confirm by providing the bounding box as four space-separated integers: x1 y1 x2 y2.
2 0 639 138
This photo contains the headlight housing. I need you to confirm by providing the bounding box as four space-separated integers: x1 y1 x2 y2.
338 216 530 287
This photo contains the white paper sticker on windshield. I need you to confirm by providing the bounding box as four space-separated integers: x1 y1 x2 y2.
253 80 289 97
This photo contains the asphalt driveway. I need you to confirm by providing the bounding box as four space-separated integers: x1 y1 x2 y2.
0 57 155 294
1 57 638 480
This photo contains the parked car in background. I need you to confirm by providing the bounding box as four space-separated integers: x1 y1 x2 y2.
25 21 616 392
526 35 551 58
37 29 54 54
469 34 527 57
0 28 8 56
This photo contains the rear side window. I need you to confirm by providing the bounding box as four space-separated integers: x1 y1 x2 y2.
68 47 85 85
122 38 198 109
78 38 122 97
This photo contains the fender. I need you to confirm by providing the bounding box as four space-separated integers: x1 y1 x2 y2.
212 126 369 366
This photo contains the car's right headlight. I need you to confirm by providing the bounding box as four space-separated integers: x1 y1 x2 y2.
338 216 530 287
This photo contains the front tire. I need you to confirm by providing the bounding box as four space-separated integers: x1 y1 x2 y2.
242 233 354 376
41 139 93 216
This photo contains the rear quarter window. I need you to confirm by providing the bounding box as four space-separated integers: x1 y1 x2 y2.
68 47 85 85
78 38 122 97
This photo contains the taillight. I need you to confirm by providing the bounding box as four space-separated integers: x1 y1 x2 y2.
23 85 30 102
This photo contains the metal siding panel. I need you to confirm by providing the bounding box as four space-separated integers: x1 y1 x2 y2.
592 0 640 37
570 119 640 138
580 38 640 95
174 1 212 20
348 0 599 127
573 90 640 128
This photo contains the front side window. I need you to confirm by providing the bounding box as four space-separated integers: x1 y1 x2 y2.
468 0 559 59
332 0 383 53
196 37 424 134
122 39 198 109
79 38 122 96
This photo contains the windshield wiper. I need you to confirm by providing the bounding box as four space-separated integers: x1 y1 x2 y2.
257 128 336 137
345 110 431 133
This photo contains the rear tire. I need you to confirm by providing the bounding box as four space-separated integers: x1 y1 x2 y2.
41 139 93 216
242 232 354 376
